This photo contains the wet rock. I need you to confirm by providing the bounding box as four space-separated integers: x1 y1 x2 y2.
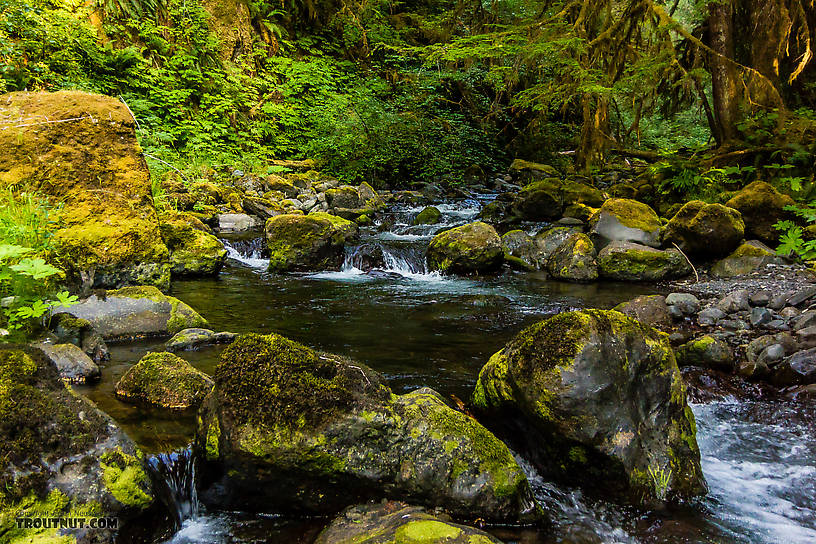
326 185 363 209
218 213 263 233
710 241 784 277
760 344 785 364
501 230 543 270
166 328 237 352
348 244 386 272
784 384 816 402
413 206 442 225
49 312 109 361
666 293 701 316
717 318 749 331
546 233 599 282
746 333 797 363
196 334 537 522
534 226 582 260
698 307 726 326
0 347 155 543
160 212 227 277
266 213 358 273
725 181 795 244
613 295 671 327
787 285 816 307
53 286 207 340
674 336 734 370
511 179 604 221
314 501 503 544
115 352 213 409
663 201 744 258
472 310 706 503
770 291 793 310
749 307 773 328
597 241 690 281
780 307 800 320
588 198 662 249
35 342 101 383
767 320 790 331
508 158 559 181
557 217 584 226
427 222 504 275
771 349 816 386
716 289 751 313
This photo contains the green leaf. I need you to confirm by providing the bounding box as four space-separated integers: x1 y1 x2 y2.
9 258 61 280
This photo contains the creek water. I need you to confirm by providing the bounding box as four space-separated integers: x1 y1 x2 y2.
76 199 816 543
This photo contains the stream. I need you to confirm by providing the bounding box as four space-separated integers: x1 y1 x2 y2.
76 199 816 543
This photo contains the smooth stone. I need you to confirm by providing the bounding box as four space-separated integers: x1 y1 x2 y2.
780 307 801 319
766 320 790 331
166 328 238 352
749 307 773 328
794 310 816 331
771 349 816 386
665 293 701 315
698 307 726 326
35 342 101 384
717 319 749 331
668 305 685 320
769 292 792 310
796 326 816 349
716 290 751 313
787 285 816 307
217 213 263 232
749 291 771 307
759 344 785 365
746 333 797 363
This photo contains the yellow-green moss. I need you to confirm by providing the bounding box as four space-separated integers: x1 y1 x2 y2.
597 198 660 233
0 489 103 544
99 448 153 509
394 520 462 542
205 416 221 460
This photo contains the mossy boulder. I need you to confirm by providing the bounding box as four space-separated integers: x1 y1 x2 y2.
501 230 544 270
314 501 503 544
534 226 582 259
115 352 213 409
675 335 734 370
710 240 785 277
508 158 559 181
35 343 100 384
597 241 691 281
53 286 207 340
725 181 795 244
0 347 154 543
426 222 504 275
588 198 661 249
49 312 108 362
546 233 598 282
326 186 363 209
413 206 442 225
266 212 358 272
511 179 604 221
194 333 538 523
471 310 706 503
160 212 227 277
0 91 171 290
662 201 745 258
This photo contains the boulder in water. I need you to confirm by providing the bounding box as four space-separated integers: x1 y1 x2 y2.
0 346 154 543
166 328 237 352
314 501 503 544
501 230 543 270
195 333 537 522
472 310 706 503
52 285 207 340
597 241 691 281
546 233 598 282
662 201 744 258
160 212 227 277
674 335 734 370
413 206 442 225
35 342 101 384
49 312 109 361
266 213 358 272
217 213 263 233
115 352 213 409
588 198 661 249
426 222 504 275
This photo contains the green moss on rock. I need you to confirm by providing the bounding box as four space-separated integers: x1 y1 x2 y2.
426 222 503 275
266 212 358 272
115 352 214 409
99 448 153 509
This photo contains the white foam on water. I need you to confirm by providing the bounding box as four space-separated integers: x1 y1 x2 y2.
163 516 229 544
223 241 267 269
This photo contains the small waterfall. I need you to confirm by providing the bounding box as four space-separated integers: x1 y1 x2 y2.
148 448 200 528
222 237 268 269
342 242 431 277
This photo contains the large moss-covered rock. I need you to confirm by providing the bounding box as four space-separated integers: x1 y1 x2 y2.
426 222 504 275
597 241 691 281
546 233 598 282
725 181 795 244
413 206 442 225
53 286 207 340
115 352 213 409
534 226 582 259
314 501 502 544
195 333 537 522
0 347 154 543
160 212 227 277
165 328 237 352
266 212 358 272
472 310 706 503
0 91 171 290
588 198 661 249
662 201 744 257
326 185 363 209
710 240 785 277
511 179 604 221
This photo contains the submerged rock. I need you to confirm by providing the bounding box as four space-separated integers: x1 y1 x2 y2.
725 181 795 244
427 222 504 275
710 240 784 277
165 328 237 352
0 347 154 543
597 241 691 281
53 285 207 340
115 352 213 409
472 309 706 503
0 90 171 290
662 201 744 258
195 333 537 522
35 342 101 384
588 198 661 249
314 501 502 544
546 233 598 282
266 212 358 272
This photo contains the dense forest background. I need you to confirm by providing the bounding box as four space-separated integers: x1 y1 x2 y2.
1 0 815 190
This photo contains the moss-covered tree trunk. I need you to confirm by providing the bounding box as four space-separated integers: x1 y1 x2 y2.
709 0 741 144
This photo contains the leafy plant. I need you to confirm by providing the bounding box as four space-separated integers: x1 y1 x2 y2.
648 464 673 501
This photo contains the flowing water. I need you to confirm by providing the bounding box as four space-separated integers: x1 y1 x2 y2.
78 198 816 543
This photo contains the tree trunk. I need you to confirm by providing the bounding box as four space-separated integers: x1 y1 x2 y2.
576 94 610 171
709 0 741 144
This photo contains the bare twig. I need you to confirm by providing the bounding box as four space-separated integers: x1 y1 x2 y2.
0 115 95 130
672 242 698 283
143 154 190 184
118 95 141 131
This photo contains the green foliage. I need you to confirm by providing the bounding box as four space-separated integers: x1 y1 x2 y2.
0 190 59 251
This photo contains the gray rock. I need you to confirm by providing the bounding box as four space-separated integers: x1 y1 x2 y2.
749 291 771 307
534 226 582 260
770 292 793 310
716 289 751 313
546 233 599 282
738 358 769 379
767 320 790 331
588 199 662 249
796 325 816 349
780 307 801 320
746 333 797 363
675 335 734 370
750 307 773 328
787 285 816 307
709 240 783 277
49 312 109 361
717 319 749 331
771 349 816 386
666 293 701 315
613 295 671 327
166 328 238 352
557 217 584 226
794 310 816 331
698 307 727 326
35 342 101 383
668 305 685 320
759 344 785 365
217 213 263 233
501 230 544 270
